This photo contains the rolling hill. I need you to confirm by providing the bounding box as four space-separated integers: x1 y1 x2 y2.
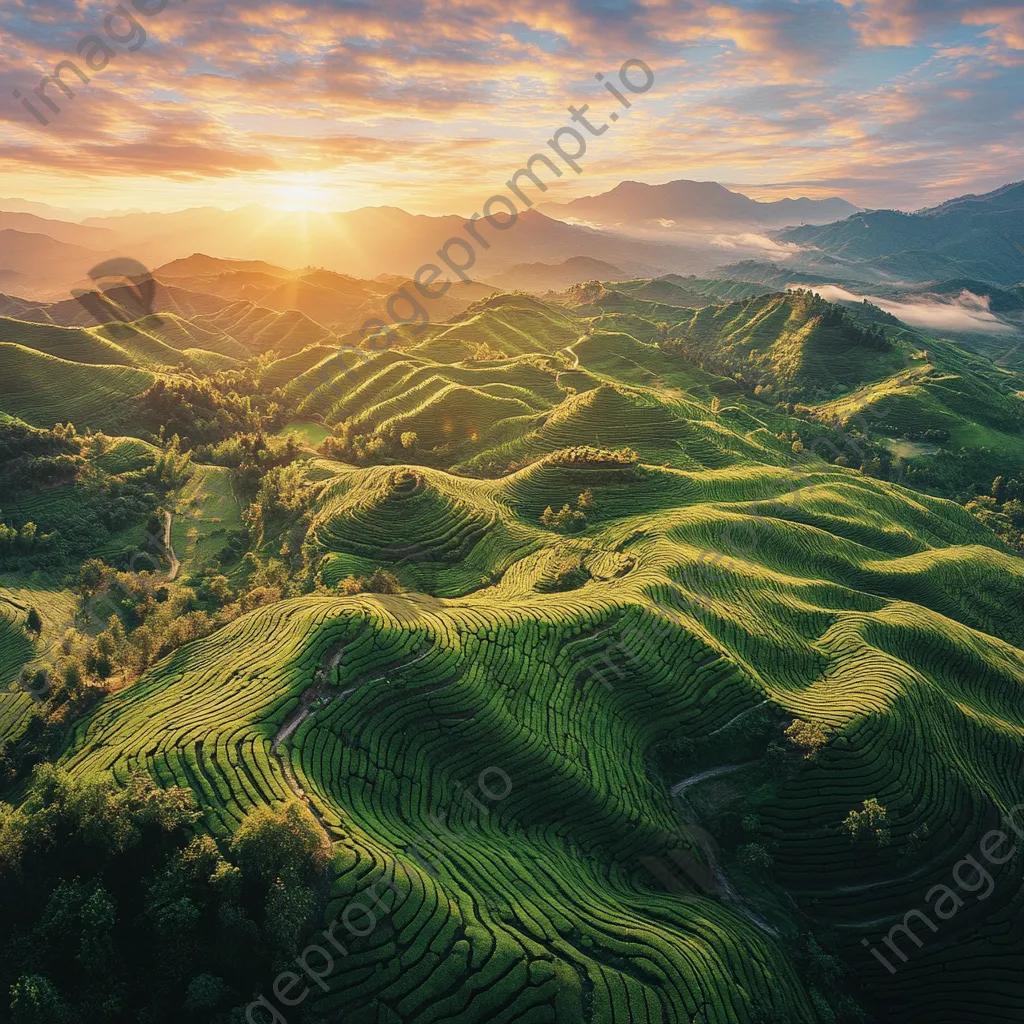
2 270 1024 1023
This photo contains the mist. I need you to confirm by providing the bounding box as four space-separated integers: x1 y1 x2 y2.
806 284 1018 335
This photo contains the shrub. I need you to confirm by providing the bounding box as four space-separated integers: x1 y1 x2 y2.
540 504 587 532
229 800 331 886
339 569 403 595
842 798 891 847
546 446 638 467
738 842 774 874
785 719 830 760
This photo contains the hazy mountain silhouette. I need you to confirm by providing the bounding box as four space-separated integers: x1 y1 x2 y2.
780 181 1024 285
540 179 859 229
75 206 689 280
485 256 627 292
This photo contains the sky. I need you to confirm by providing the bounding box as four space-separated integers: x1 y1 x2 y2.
0 0 1022 217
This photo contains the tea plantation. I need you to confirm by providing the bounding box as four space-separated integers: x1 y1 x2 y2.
2 283 1024 1022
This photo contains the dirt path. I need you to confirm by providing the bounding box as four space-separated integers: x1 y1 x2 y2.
671 761 779 936
670 762 756 799
272 638 434 809
273 644 349 755
706 700 769 738
163 510 180 581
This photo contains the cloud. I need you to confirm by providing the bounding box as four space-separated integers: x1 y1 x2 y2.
809 284 1019 334
962 4 1024 50
0 0 1020 213
837 0 1024 50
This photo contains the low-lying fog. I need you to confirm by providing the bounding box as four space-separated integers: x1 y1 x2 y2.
806 284 1017 335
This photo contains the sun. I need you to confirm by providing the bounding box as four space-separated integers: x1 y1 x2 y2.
269 173 336 212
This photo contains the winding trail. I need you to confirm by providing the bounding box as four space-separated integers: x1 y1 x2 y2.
163 510 180 581
706 699 769 738
670 761 757 800
271 638 434 807
273 645 350 756
671 761 779 936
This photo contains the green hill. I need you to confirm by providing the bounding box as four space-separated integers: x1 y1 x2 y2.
0 343 154 431
671 290 906 401
4 274 1024 1023
51 432 1024 1023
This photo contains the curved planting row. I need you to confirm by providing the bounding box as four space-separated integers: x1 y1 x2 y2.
42 357 1024 1023
310 468 498 564
0 343 154 431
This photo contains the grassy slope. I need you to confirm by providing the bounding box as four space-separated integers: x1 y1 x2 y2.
0 343 154 431
58 442 1024 1022
5 285 1024 1021
54 326 1024 1023
0 579 78 742
170 464 244 576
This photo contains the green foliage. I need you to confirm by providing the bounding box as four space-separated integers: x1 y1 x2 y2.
197 431 299 496
738 842 774 875
546 445 639 467
966 469 1024 552
0 420 82 498
338 568 404 595
229 800 331 886
141 374 282 447
0 769 321 1022
784 719 831 760
842 798 891 847
540 502 586 532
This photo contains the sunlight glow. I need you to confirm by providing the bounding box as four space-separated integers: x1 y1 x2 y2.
270 173 338 212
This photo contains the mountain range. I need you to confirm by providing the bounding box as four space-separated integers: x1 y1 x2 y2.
779 181 1024 285
540 179 860 229
3 180 1024 312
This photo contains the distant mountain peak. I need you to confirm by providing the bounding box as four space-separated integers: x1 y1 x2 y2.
539 178 859 230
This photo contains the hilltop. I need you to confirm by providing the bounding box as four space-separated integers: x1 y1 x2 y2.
1 271 1024 1024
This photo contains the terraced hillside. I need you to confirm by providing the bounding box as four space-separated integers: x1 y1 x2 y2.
3 280 1024 1023
57 433 1024 1023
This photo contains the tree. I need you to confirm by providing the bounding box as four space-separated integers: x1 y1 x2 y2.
710 396 721 417
8 974 68 1024
785 719 830 760
28 670 50 700
25 607 42 635
182 973 230 1014
1003 499 1024 529
764 740 787 777
738 842 773 875
400 431 418 449
229 800 331 886
77 559 108 599
842 798 890 847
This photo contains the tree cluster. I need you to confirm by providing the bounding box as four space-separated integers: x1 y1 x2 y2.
540 489 594 533
142 377 283 447
0 420 83 498
965 471 1024 552
0 768 330 1023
